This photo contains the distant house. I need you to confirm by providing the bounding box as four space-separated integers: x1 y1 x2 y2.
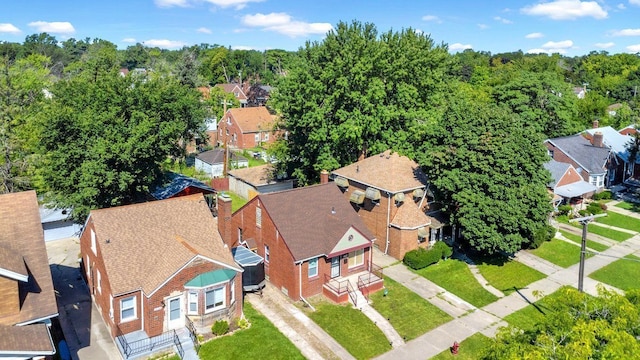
583 125 637 182
544 159 597 208
150 172 216 201
0 191 58 358
331 150 438 260
39 205 81 241
195 149 249 178
218 183 383 303
215 83 248 107
80 194 243 355
619 124 637 136
217 107 279 150
228 164 293 199
544 134 616 190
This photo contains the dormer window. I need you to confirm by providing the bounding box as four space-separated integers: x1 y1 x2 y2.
349 190 365 205
365 187 381 204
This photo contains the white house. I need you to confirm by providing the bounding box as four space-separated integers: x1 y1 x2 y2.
195 149 249 178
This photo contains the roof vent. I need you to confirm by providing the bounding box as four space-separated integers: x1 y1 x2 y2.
356 165 359 173
331 206 336 215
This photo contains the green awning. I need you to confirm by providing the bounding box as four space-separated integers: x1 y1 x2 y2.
185 269 236 288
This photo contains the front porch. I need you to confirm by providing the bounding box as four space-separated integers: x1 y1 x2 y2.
322 264 384 306
115 323 199 359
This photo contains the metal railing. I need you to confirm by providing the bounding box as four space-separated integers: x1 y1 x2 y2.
324 275 357 306
358 263 383 287
185 315 201 354
174 331 184 359
117 327 183 359
346 280 357 307
357 277 369 302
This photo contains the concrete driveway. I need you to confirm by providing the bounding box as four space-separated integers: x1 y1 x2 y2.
47 237 122 360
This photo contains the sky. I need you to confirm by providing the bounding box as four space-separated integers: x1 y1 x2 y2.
2 0 640 56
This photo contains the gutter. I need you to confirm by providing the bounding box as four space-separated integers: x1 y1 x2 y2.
384 191 391 255
298 263 315 311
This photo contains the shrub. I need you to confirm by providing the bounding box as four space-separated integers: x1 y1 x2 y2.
557 205 572 216
587 202 605 215
237 317 249 330
530 225 555 249
433 241 453 259
211 320 229 336
404 248 439 270
592 191 612 200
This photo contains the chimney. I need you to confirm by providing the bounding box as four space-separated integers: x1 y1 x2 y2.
593 119 599 129
592 131 604 147
217 193 233 247
320 170 329 184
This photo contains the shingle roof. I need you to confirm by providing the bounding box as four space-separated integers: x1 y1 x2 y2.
89 194 240 296
150 172 215 200
0 323 54 354
228 164 275 186
215 83 247 100
196 149 248 166
546 135 610 175
332 150 428 193
583 126 634 163
0 191 58 326
390 201 431 229
258 183 375 261
228 107 275 133
544 159 572 188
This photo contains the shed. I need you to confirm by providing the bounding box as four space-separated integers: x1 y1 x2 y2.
232 246 265 292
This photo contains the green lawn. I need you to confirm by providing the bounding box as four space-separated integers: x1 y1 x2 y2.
587 223 634 242
503 288 567 331
529 239 586 268
369 277 452 340
430 333 492 360
416 259 498 308
589 255 640 291
594 211 640 233
198 302 305 360
558 230 610 252
614 201 640 212
477 260 546 295
309 303 392 360
238 149 269 167
222 191 248 212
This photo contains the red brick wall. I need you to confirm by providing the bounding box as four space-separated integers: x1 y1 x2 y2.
556 167 584 187
387 227 427 260
545 143 591 183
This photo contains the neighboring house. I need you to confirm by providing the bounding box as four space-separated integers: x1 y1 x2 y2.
619 124 637 136
0 191 58 359
150 172 216 201
215 83 248 107
228 164 293 199
80 194 243 355
544 134 616 190
195 149 249 178
331 150 438 260
217 107 279 150
246 84 272 107
218 183 383 303
39 205 81 242
544 159 597 209
583 125 637 182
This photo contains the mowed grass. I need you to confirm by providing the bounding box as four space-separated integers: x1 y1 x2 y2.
309 303 391 360
369 277 452 340
614 201 640 212
430 333 492 360
589 255 640 291
594 211 640 233
198 302 305 360
477 260 546 295
223 191 248 212
529 239 586 268
558 230 610 252
503 288 568 331
587 223 634 242
416 259 498 308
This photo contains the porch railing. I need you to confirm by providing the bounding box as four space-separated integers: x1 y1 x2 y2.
117 327 183 359
357 277 369 302
324 274 358 307
185 315 201 354
174 331 184 359
346 280 357 307
358 263 383 287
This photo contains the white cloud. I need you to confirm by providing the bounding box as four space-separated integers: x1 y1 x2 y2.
449 43 472 51
422 15 442 23
122 38 136 43
494 16 513 24
612 28 640 36
542 40 573 48
0 23 21 34
241 12 332 37
28 21 75 34
155 0 263 10
203 0 264 10
527 48 568 54
631 0 640 6
627 44 640 52
143 39 186 49
521 0 607 20
231 45 256 50
595 42 615 48
478 24 489 30
618 3 626 9
197 27 212 34
525 32 544 39
154 0 189 7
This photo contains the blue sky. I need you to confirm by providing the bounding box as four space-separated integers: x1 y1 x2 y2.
2 0 640 55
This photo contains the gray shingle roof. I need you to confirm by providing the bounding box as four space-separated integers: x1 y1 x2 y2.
546 135 610 175
196 149 247 165
543 159 571 188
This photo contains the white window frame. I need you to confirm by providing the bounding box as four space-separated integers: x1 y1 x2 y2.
230 280 235 304
96 269 101 294
90 229 97 255
120 296 136 322
205 287 225 313
256 207 262 227
308 258 318 278
188 291 198 315
264 133 269 141
348 249 365 268
264 245 270 263
255 134 260 142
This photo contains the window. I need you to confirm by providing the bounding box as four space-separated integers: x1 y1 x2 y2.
96 269 101 293
264 245 270 263
188 292 198 315
90 229 96 254
230 280 235 303
264 133 269 141
348 249 365 268
255 134 260 142
205 287 225 312
256 207 262 227
120 296 136 321
308 258 318 278
237 228 243 243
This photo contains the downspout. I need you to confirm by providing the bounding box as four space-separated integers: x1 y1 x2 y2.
418 185 428 210
368 242 373 272
298 263 315 311
384 191 391 254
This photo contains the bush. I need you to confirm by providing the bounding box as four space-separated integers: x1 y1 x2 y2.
557 205 572 216
592 191 612 200
237 317 249 330
530 225 555 249
587 202 605 215
433 241 453 259
403 242 451 270
211 320 229 336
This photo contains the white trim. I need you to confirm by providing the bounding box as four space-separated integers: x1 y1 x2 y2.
204 286 226 313
230 279 235 304
120 295 137 322
330 172 426 194
308 257 318 278
15 313 59 326
96 269 102 294
90 229 97 255
348 249 365 268
0 268 28 282
188 291 198 315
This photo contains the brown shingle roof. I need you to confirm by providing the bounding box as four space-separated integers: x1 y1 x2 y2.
216 83 247 101
0 191 58 326
390 201 431 229
228 107 274 133
228 164 275 186
258 183 375 261
332 150 428 193
89 194 240 296
0 323 54 354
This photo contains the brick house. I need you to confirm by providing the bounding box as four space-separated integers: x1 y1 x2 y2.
0 191 58 358
544 159 597 209
80 194 243 343
215 83 248 107
217 107 279 150
218 183 383 303
331 150 436 260
228 164 294 200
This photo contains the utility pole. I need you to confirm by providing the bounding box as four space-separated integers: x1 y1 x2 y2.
221 100 233 177
569 213 607 292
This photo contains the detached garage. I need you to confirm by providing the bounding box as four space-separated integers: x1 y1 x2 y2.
40 206 81 241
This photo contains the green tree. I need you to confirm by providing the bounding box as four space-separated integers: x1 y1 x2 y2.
417 93 552 254
122 43 150 70
271 21 451 184
35 70 205 220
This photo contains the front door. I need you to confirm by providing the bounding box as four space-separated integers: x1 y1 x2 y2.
331 257 341 278
167 295 184 329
